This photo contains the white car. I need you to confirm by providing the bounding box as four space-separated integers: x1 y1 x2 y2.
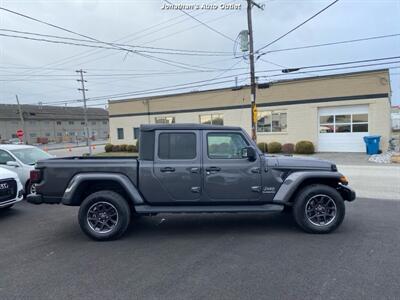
0 145 53 195
0 167 24 209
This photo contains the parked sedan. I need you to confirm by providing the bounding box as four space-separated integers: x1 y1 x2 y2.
0 145 53 195
0 167 24 209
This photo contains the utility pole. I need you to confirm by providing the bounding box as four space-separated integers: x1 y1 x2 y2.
15 95 26 144
76 69 92 155
246 0 263 141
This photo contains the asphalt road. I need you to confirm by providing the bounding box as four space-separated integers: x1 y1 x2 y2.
1 199 399 299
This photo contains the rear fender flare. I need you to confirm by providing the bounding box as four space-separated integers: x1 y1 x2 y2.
62 173 144 205
272 171 343 204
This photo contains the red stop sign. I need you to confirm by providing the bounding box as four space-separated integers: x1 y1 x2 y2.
16 129 24 138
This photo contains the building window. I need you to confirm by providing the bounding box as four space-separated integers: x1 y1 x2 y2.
44 121 50 125
207 132 248 159
29 120 36 125
133 127 140 139
45 133 51 137
117 128 124 140
199 114 223 125
56 121 62 125
158 133 196 159
257 111 287 133
91 121 96 125
102 121 108 125
81 121 85 125
68 121 74 125
155 116 175 124
56 132 62 137
29 133 37 138
319 113 368 133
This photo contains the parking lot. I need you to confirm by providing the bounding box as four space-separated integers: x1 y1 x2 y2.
1 198 399 299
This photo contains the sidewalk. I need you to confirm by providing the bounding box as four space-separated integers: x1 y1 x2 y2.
304 152 397 166
297 152 400 200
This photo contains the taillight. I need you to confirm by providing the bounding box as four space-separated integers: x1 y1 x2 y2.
30 169 42 183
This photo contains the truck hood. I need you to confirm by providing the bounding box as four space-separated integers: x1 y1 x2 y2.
268 155 336 170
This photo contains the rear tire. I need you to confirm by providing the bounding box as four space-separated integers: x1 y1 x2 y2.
293 184 345 234
25 181 36 196
78 190 131 241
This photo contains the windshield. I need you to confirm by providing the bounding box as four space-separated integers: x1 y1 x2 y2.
10 148 52 165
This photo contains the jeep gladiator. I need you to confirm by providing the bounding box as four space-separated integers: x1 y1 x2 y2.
27 124 355 240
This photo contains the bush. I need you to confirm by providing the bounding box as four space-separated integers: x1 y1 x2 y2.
257 142 268 153
104 143 113 152
282 143 295 154
268 142 282 153
112 145 121 152
295 141 315 154
119 144 128 152
126 145 137 152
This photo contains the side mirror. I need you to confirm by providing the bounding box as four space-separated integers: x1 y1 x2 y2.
6 161 19 167
241 146 257 161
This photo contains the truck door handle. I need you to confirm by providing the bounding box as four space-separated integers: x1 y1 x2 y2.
191 186 201 193
160 167 175 173
190 167 200 173
206 166 221 173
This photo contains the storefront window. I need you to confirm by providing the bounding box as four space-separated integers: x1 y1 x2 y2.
199 114 223 125
257 111 287 132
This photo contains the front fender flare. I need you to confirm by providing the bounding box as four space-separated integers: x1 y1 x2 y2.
62 173 145 205
272 171 343 204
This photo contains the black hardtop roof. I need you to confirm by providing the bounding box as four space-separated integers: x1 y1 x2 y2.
140 123 242 132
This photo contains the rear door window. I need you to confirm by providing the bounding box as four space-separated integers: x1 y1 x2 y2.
158 132 196 159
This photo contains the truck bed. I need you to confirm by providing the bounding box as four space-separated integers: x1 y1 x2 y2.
35 157 139 200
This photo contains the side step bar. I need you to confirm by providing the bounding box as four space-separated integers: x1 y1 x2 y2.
135 204 283 214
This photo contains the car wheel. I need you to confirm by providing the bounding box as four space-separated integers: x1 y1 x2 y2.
78 190 131 241
26 181 36 196
293 184 345 234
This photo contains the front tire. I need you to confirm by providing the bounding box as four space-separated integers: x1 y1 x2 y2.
78 190 131 241
293 184 345 234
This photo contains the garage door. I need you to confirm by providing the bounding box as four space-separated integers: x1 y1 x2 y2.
318 105 369 152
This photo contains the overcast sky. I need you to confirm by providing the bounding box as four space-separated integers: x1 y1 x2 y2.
0 0 399 108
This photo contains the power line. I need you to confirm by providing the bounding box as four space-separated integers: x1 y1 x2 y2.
257 55 400 73
0 7 227 73
0 28 232 56
258 33 400 57
41 73 251 105
163 0 236 43
256 0 340 53
2 0 230 80
0 7 218 79
259 62 400 79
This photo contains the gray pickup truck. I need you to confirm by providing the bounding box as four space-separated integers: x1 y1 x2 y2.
28 124 355 240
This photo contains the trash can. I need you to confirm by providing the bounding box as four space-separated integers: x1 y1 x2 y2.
363 135 381 155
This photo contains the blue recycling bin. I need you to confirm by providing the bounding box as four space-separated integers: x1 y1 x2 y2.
363 135 381 155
